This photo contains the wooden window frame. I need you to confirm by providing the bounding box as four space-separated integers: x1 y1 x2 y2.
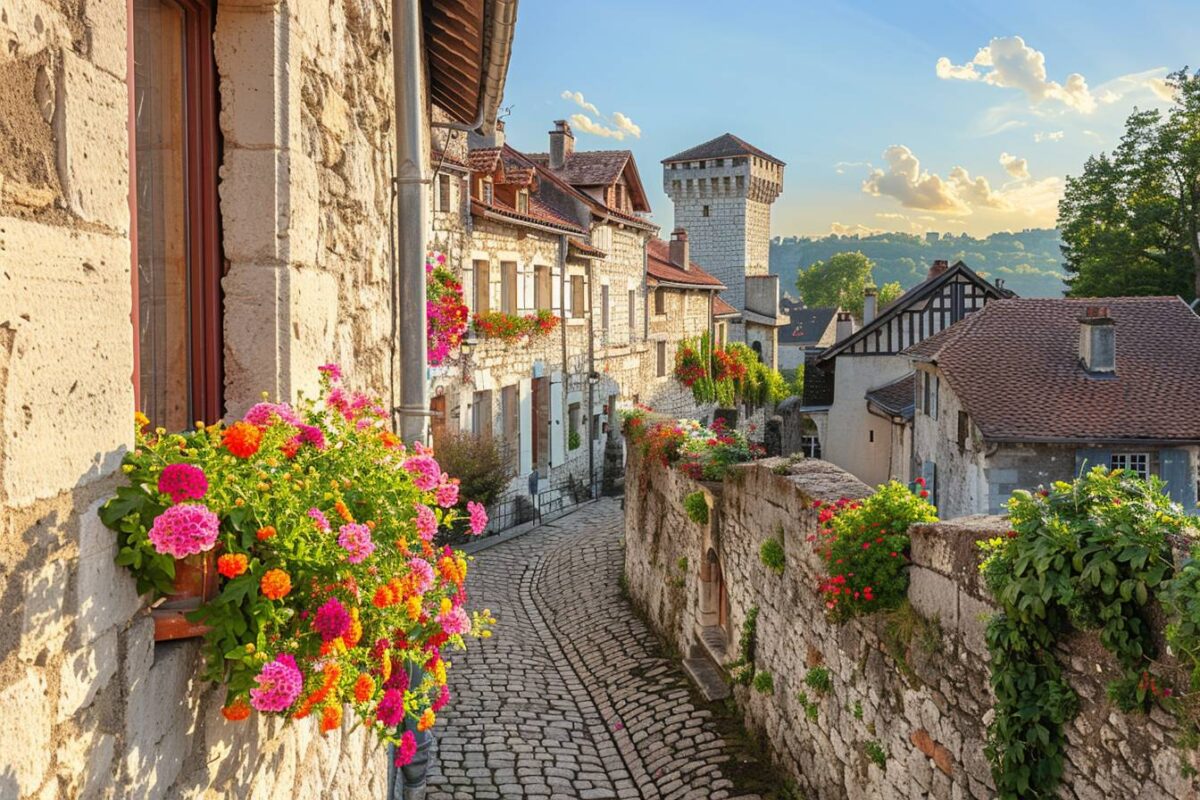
129 0 224 641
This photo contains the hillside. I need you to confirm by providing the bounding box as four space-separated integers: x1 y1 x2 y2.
770 229 1066 299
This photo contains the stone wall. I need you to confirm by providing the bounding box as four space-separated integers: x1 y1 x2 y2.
624 451 1197 800
0 2 404 797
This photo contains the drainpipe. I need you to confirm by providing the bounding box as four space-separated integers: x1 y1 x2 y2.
393 0 430 447
587 257 596 497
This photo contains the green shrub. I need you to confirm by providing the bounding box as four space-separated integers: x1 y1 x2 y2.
796 690 820 721
863 740 887 769
432 431 512 541
804 666 831 695
728 606 759 686
760 537 785 574
683 491 709 524
752 671 774 695
568 429 581 450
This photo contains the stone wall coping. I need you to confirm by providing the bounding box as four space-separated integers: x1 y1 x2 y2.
909 516 1007 601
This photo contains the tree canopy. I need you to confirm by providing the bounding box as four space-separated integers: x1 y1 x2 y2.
1059 68 1200 300
793 251 902 320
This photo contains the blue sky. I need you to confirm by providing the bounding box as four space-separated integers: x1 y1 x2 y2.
498 0 1197 238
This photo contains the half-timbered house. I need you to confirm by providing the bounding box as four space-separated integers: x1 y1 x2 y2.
797 259 1009 487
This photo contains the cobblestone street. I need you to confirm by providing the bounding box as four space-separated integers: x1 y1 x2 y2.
427 498 768 800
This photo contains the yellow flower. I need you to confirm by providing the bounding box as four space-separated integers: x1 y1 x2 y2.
433 660 447 686
406 595 422 620
134 411 150 429
381 651 392 683
439 597 452 615
417 709 436 732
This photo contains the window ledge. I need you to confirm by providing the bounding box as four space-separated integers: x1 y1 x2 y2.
567 318 587 327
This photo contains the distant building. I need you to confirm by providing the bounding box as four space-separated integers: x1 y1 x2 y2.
909 298 1200 517
778 306 839 371
925 231 940 243
662 134 788 368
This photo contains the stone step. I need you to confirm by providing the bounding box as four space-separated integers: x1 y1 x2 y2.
696 625 729 665
683 657 731 702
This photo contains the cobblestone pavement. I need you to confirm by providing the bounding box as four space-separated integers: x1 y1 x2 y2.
426 498 765 800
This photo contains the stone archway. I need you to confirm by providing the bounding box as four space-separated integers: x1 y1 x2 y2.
698 547 730 641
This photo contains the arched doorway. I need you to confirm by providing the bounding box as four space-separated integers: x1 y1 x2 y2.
699 548 730 640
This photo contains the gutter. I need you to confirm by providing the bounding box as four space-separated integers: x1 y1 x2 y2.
473 205 583 237
982 435 1200 447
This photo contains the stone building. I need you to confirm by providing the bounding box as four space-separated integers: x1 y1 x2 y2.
909 297 1200 517
777 303 839 371
797 259 1008 488
0 1 515 798
662 133 788 368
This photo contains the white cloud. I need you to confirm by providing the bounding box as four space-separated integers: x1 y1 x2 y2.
999 152 1030 179
949 166 1009 209
569 114 624 140
1092 67 1175 107
936 36 1096 112
830 222 884 237
834 160 872 175
611 112 642 139
862 145 968 214
1034 130 1065 143
560 90 598 115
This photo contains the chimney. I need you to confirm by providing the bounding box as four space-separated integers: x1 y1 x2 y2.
549 120 574 170
468 118 505 149
928 259 949 280
669 228 690 270
1079 305 1116 374
835 311 857 342
863 285 878 325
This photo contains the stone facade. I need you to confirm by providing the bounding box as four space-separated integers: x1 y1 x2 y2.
624 451 1198 800
0 1 463 797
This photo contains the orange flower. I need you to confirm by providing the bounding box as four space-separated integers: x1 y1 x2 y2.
417 708 435 732
335 500 354 523
217 553 248 579
221 699 251 722
346 608 363 647
223 421 263 459
372 585 396 608
256 525 277 541
353 673 375 703
405 595 422 620
261 568 292 600
380 431 400 449
320 702 343 735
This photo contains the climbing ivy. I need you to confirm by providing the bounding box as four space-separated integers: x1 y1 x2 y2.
683 491 709 525
729 606 760 686
979 466 1199 799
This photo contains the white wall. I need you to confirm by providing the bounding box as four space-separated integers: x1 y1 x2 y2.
821 354 912 487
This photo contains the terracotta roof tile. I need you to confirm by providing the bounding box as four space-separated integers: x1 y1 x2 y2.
662 133 785 166
470 196 585 234
713 295 739 317
568 237 606 258
910 297 1200 442
645 239 725 288
525 150 630 186
467 147 502 174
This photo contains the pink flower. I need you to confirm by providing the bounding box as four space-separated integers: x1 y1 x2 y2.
377 689 405 727
314 597 351 642
432 684 451 712
409 557 435 594
148 504 219 558
435 481 460 509
243 402 301 427
467 501 488 535
415 504 438 541
404 456 441 491
308 507 331 532
157 463 208 504
318 363 342 382
395 730 418 766
438 605 471 636
249 654 303 712
338 523 375 564
296 424 326 450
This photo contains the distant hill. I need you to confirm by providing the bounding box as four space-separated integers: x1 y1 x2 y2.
770 229 1067 299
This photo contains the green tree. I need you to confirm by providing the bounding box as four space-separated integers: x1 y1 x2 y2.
794 251 902 320
1059 68 1200 300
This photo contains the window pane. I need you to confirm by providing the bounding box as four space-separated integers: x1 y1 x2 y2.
135 0 191 430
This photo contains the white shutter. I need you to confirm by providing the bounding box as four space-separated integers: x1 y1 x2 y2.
523 265 535 313
519 378 533 475
552 266 562 315
549 371 564 467
563 272 573 317
460 390 473 431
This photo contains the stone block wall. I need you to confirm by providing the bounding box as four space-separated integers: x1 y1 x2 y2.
624 452 1198 800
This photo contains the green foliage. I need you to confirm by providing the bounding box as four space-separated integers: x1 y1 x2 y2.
852 700 863 720
753 671 775 695
796 690 820 720
760 537 786 574
979 467 1198 799
1059 68 1200 301
794 251 877 320
863 740 887 769
568 429 581 450
882 600 943 684
683 491 709 525
813 483 939 619
435 431 513 510
804 666 832 695
674 334 788 408
773 229 1067 299
729 606 759 686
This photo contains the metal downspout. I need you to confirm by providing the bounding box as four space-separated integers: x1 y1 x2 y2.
587 257 596 497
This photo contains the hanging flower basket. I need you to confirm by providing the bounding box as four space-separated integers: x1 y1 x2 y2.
472 309 559 341
102 366 494 761
426 251 468 366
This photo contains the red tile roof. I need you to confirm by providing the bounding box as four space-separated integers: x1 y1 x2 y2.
568 237 606 259
662 133 785 166
524 149 652 215
908 297 1200 443
645 239 725 288
712 295 739 317
505 146 657 231
468 147 502 174
470 196 585 235
431 149 469 170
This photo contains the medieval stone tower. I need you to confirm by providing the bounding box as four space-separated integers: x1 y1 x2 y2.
662 134 784 312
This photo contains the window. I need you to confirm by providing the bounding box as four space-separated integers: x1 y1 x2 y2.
751 340 763 362
957 411 970 451
133 0 222 433
568 402 581 449
501 261 517 314
516 189 528 214
601 284 610 333
437 173 451 212
473 260 490 314
571 275 586 319
702 205 710 217
535 265 551 310
799 419 821 459
627 289 636 338
922 372 939 420
1111 453 1150 479
654 288 666 315
501 385 520 470
472 390 493 437
656 341 667 377
869 430 874 444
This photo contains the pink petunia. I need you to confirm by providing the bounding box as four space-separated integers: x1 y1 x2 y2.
415 504 438 541
435 481 460 509
157 463 208 504
467 501 488 535
148 503 219 558
249 654 303 712
337 522 375 564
